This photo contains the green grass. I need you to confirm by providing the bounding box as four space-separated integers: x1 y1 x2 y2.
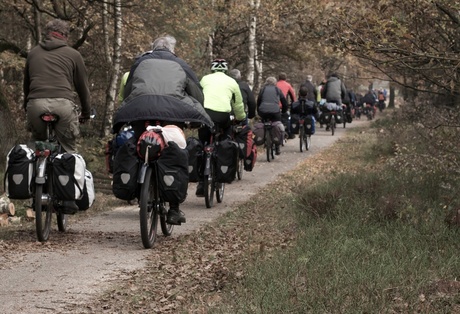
209 119 460 313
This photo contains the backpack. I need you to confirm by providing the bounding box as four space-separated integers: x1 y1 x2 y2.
156 141 189 203
253 122 265 146
76 169 95 211
52 153 86 201
215 138 238 184
4 144 35 199
185 137 203 183
112 137 140 201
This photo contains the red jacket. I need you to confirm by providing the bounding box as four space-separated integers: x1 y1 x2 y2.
276 80 296 107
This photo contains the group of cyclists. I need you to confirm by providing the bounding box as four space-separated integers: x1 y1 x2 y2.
21 18 385 233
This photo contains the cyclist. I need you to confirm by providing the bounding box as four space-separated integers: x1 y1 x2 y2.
321 72 348 130
113 35 213 225
291 86 318 134
256 76 288 155
276 72 296 139
299 74 318 103
196 59 247 197
23 19 91 213
23 19 91 154
228 68 256 121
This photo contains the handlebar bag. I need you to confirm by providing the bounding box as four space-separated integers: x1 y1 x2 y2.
4 144 35 199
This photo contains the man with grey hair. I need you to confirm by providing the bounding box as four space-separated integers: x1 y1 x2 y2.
299 74 318 103
256 76 288 155
114 35 212 226
228 69 256 120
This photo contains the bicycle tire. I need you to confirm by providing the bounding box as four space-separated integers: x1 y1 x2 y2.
237 157 244 180
204 158 214 208
57 212 67 232
306 135 311 151
265 128 272 162
35 183 53 242
159 202 173 236
139 166 159 249
216 182 225 203
331 116 336 136
299 125 304 152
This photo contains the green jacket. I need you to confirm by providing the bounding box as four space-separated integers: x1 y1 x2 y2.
200 72 246 121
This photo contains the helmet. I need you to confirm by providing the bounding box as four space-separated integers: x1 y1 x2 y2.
211 59 228 72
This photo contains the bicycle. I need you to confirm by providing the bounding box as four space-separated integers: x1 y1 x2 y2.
232 123 245 180
203 125 226 208
33 113 68 242
263 120 276 162
298 116 312 152
137 125 174 249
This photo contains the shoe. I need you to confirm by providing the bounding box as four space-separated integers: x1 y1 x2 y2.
195 182 204 197
61 200 79 214
166 208 186 225
275 145 281 155
325 126 330 131
288 134 295 139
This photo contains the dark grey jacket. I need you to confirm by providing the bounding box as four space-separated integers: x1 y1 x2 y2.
322 76 347 104
257 85 288 115
113 49 212 132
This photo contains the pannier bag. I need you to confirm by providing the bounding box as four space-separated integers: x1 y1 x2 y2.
4 144 35 199
156 141 189 203
76 169 95 211
271 121 285 145
185 137 203 183
290 114 300 134
52 153 86 201
216 139 238 184
234 125 257 172
304 114 316 135
106 127 135 174
335 112 343 124
137 129 165 162
112 137 140 201
253 122 265 146
244 141 257 172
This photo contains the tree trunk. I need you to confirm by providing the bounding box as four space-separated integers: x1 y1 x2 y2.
246 0 259 89
101 0 122 137
388 84 395 108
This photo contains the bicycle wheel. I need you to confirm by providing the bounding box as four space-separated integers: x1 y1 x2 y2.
265 129 272 162
237 157 244 180
299 125 305 152
35 182 53 242
204 158 214 208
57 211 67 232
306 135 311 151
139 166 159 249
216 181 225 203
159 202 173 236
331 116 336 136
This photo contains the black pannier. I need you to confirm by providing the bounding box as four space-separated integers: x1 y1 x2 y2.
215 139 238 184
185 137 203 183
4 145 35 199
52 153 86 201
112 137 140 201
156 141 189 203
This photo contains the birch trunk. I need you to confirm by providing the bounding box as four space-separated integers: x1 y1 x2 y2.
247 0 260 90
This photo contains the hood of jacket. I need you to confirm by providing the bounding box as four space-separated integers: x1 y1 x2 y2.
39 37 68 51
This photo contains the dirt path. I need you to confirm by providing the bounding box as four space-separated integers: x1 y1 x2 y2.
0 119 369 313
